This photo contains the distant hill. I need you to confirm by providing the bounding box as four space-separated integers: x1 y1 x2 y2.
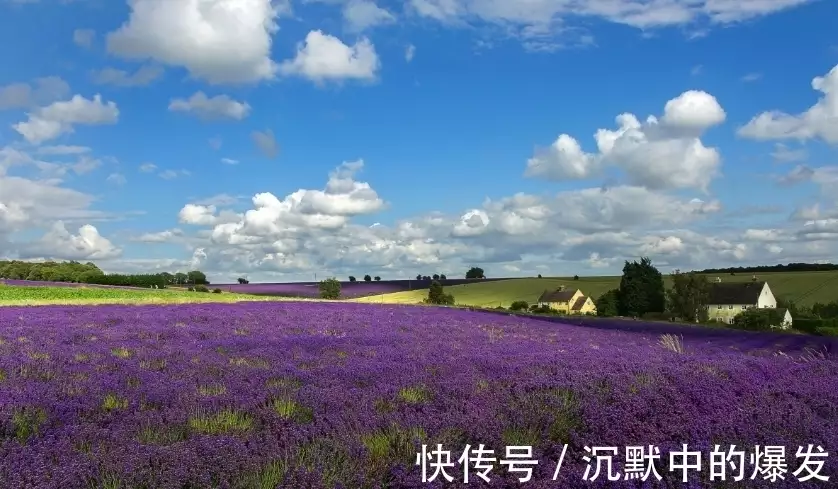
354 271 838 308
699 263 838 274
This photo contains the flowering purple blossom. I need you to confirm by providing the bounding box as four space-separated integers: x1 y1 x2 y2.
0 302 835 488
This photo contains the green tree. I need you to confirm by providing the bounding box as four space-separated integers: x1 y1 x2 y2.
364 275 372 282
595 289 620 317
440 274 446 280
618 257 664 317
573 275 579 280
432 274 440 280
374 276 381 281
425 280 454 305
416 274 422 281
667 270 711 322
465 267 485 279
318 278 341 299
812 300 838 319
348 276 357 282
510 300 529 311
187 270 208 285
174 273 188 285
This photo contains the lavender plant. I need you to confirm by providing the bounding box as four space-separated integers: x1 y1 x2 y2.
0 302 835 488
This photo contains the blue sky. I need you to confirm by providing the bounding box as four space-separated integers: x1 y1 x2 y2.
1 0 837 283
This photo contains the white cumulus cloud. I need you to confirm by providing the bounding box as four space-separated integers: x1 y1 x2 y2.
169 92 251 120
12 94 119 145
525 90 725 191
279 30 380 83
106 0 281 85
739 63 838 144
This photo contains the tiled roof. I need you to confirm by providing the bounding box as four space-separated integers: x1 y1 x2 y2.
538 289 577 303
708 281 766 305
571 296 587 311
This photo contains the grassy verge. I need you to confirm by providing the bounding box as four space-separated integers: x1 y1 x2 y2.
0 284 316 306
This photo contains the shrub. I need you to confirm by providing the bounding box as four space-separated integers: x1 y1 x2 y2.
187 287 195 292
318 278 341 300
792 318 824 334
731 309 789 331
212 288 222 294
194 285 210 293
425 280 455 305
509 301 529 312
815 326 838 337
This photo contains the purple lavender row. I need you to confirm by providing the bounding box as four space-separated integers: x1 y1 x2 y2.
0 302 835 488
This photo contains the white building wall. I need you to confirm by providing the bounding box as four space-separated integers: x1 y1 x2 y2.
757 283 777 308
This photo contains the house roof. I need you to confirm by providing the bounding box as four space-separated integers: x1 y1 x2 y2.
571 296 587 311
538 289 578 303
708 281 766 305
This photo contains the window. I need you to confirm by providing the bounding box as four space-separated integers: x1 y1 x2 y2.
729 305 734 309
717 305 722 310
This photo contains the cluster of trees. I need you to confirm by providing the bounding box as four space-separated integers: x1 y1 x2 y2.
594 258 719 323
594 258 666 319
415 274 447 281
349 275 381 282
0 260 209 288
782 300 838 336
700 263 838 274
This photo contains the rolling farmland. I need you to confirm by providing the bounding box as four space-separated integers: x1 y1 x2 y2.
354 271 838 308
0 283 294 306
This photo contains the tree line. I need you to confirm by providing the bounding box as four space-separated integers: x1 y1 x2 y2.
0 260 209 288
414 267 486 281
348 275 381 282
699 263 838 274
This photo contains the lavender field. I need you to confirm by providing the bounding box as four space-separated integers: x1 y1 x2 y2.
0 302 836 488
217 278 507 299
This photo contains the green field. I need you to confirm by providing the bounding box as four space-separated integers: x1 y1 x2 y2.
354 271 838 308
0 284 301 306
